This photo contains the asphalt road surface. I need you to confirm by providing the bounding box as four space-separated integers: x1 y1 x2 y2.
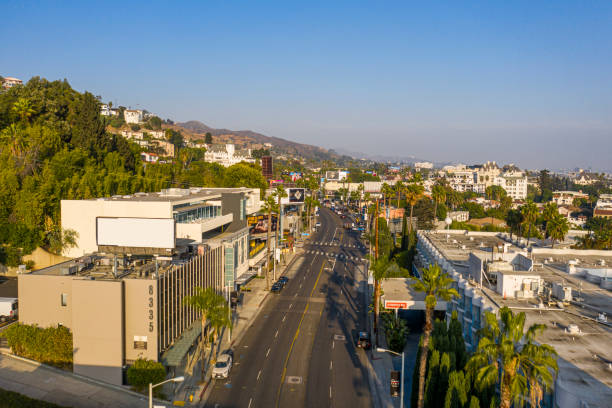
204 207 372 408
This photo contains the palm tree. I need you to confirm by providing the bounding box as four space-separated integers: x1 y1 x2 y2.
183 286 226 380
357 183 365 215
521 200 539 244
208 301 233 346
395 180 404 208
547 213 569 248
381 183 393 220
412 263 458 408
467 307 558 408
405 182 424 236
506 209 524 240
261 195 278 290
431 184 446 222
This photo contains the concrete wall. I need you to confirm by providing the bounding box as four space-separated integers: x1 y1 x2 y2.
18 273 74 328
22 247 71 270
61 200 172 258
124 279 158 363
72 279 124 385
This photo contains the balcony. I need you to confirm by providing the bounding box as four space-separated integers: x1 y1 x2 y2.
176 214 234 241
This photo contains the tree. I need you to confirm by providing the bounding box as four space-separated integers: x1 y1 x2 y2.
275 185 288 248
395 180 404 208
485 185 507 201
183 287 226 380
547 213 569 248
542 202 559 237
208 301 232 345
520 200 539 244
405 182 424 236
412 263 459 408
12 98 36 123
432 184 446 222
381 182 393 219
369 254 405 345
261 195 278 290
505 209 523 240
223 163 267 190
467 307 558 408
205 132 213 144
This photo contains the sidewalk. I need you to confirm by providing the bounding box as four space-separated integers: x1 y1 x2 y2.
0 353 150 408
174 248 303 405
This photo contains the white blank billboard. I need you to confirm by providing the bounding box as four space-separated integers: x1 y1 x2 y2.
97 218 175 249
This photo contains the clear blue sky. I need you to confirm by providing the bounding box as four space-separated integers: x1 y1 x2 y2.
2 1 611 171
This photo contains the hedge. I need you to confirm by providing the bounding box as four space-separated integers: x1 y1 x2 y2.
2 323 72 369
127 358 166 394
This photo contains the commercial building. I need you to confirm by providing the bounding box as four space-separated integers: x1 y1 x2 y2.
414 229 612 408
261 155 273 180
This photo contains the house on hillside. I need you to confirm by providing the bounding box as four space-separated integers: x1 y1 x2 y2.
124 109 143 124
204 144 254 167
2 76 22 89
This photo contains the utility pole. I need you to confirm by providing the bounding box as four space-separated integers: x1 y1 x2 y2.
375 199 379 260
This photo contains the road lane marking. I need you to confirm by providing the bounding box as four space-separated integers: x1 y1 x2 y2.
330 361 333 370
289 303 293 309
266 348 271 357
248 398 253 408
282 315 286 322
294 293 297 297
332 341 335 349
275 330 279 338
257 370 262 381
275 260 326 407
330 386 332 398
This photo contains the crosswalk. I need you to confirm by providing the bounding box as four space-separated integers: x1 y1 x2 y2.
304 249 366 261
309 241 365 250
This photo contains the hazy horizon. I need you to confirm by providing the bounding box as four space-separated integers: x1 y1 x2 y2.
2 1 611 171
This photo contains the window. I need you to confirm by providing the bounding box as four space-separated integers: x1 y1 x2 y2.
61 293 68 307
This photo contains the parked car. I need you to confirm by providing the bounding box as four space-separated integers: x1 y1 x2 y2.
315 222 321 228
278 276 289 286
356 331 371 349
271 283 283 293
212 351 233 379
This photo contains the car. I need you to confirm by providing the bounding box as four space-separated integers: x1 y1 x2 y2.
356 331 371 349
271 283 283 293
278 276 289 285
212 352 233 379
315 222 321 228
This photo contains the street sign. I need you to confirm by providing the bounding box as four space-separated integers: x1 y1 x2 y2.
385 301 408 309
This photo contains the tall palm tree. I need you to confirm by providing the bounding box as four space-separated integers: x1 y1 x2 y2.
395 180 404 208
357 183 365 215
431 184 446 222
521 200 539 244
381 182 393 220
261 195 278 290
183 286 226 380
547 213 569 248
467 307 558 408
369 254 405 345
412 263 458 408
405 182 424 236
208 301 233 346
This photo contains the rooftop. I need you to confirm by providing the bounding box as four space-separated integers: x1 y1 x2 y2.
69 187 255 203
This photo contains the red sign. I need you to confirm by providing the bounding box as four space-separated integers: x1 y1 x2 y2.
385 301 408 309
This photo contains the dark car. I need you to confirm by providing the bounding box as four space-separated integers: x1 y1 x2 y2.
271 283 283 293
356 331 371 349
278 276 289 285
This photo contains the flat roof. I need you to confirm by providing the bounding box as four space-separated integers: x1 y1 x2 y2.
68 187 256 204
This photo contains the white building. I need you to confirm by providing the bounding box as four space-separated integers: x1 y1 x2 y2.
594 193 612 219
100 104 119 116
493 172 528 200
552 191 589 206
124 109 144 124
414 161 433 170
1 76 22 89
204 144 254 167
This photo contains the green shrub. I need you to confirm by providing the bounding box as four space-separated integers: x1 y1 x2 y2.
126 358 166 393
0 387 70 408
2 323 72 369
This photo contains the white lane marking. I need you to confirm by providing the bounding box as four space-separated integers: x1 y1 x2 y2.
282 315 286 322
266 348 271 357
329 386 332 398
289 303 293 309
332 341 335 349
275 330 279 338
330 360 333 370
257 370 262 380
294 293 298 297
299 283 303 288
248 397 253 408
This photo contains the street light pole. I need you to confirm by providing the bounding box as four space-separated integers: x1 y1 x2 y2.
149 376 184 408
377 347 405 408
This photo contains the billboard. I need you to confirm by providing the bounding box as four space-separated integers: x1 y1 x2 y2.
96 217 175 249
281 188 305 204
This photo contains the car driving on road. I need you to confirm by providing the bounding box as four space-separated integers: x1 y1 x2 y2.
212 351 233 379
356 331 371 349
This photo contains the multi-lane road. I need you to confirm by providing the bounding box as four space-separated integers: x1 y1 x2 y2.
204 207 372 408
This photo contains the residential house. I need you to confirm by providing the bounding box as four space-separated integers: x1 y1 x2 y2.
1 76 22 89
552 191 589 206
594 194 612 219
124 109 143 124
204 144 254 167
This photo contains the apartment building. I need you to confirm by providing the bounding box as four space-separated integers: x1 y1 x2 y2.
124 109 143 124
415 230 612 408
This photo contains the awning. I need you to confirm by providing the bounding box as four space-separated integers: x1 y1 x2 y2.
161 322 202 367
236 271 257 285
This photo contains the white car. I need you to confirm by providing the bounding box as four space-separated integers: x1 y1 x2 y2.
315 222 321 228
212 353 233 379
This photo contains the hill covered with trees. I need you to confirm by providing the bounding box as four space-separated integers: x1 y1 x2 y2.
0 77 267 267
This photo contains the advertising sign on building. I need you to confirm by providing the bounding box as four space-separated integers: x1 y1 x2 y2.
96 217 175 249
281 188 305 204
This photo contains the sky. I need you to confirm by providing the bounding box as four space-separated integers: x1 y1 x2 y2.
2 1 612 171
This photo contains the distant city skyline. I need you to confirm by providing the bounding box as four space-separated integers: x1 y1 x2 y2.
2 1 611 171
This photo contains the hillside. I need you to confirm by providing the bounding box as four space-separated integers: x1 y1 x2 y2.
177 120 338 161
